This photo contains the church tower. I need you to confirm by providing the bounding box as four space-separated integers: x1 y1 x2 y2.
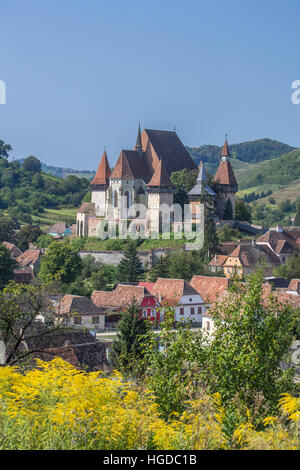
134 122 143 156
213 136 238 219
147 160 174 235
90 149 111 216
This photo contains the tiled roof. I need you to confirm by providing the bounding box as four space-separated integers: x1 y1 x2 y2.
225 244 281 268
288 279 300 292
214 159 238 187
152 278 200 305
190 275 229 303
110 150 151 181
256 229 298 254
208 254 228 267
221 138 230 157
90 150 111 186
58 294 104 316
138 282 155 294
46 222 67 234
2 241 22 259
92 284 155 310
77 202 96 215
16 249 40 268
13 269 34 284
143 129 197 174
147 160 172 187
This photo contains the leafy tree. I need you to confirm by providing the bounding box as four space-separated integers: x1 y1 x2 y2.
0 245 16 288
111 301 150 376
148 255 170 281
22 156 41 174
217 224 239 243
0 282 64 366
39 241 82 286
223 198 233 220
0 217 17 242
274 249 300 280
0 140 12 159
234 199 251 222
200 269 295 416
36 234 54 249
32 173 44 189
16 225 43 251
117 241 144 282
167 250 205 280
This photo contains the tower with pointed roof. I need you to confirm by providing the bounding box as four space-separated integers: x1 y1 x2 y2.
213 136 238 219
90 149 111 217
147 160 174 234
188 161 216 221
134 122 143 156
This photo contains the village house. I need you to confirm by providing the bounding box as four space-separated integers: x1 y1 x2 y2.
255 226 300 263
16 249 41 275
91 284 160 325
151 278 205 325
46 222 72 237
58 294 105 331
2 241 22 259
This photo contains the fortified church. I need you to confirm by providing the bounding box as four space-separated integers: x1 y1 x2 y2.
76 125 238 237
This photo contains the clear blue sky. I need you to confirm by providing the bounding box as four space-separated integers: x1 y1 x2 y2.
1 0 300 170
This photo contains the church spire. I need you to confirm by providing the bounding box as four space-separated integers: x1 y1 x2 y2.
221 134 230 160
134 122 142 156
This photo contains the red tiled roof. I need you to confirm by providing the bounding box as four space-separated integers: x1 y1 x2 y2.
13 269 34 284
208 254 228 267
224 244 281 268
16 249 40 268
2 241 22 259
138 282 155 294
256 229 298 254
221 138 230 157
147 160 172 187
58 294 104 316
91 291 114 308
92 284 156 310
214 160 238 187
190 275 229 303
288 279 300 292
77 202 96 215
90 150 111 186
152 278 199 305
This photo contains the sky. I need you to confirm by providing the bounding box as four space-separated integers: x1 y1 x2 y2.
1 0 300 170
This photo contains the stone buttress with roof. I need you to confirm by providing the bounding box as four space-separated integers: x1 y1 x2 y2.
76 127 238 236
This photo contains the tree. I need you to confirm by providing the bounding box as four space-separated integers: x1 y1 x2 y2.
148 255 170 281
0 217 17 242
201 206 218 259
294 200 300 226
111 301 150 376
39 241 82 286
200 269 295 416
16 225 43 252
117 241 144 282
167 250 205 280
234 199 251 222
0 282 64 366
223 198 233 220
0 140 12 159
0 245 16 288
36 234 54 249
274 249 300 280
22 156 41 174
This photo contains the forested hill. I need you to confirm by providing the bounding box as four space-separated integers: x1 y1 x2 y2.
188 138 295 174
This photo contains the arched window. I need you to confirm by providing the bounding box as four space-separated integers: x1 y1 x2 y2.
124 190 129 209
114 191 118 208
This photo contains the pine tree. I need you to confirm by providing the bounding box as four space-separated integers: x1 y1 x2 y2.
111 301 150 375
201 206 218 259
148 255 170 281
223 198 233 220
117 241 144 282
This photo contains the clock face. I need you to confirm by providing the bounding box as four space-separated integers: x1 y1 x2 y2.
222 156 227 162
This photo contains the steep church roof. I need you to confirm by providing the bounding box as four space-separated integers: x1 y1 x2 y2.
147 160 172 187
90 150 111 186
221 137 230 157
214 137 238 188
111 150 151 181
142 129 197 174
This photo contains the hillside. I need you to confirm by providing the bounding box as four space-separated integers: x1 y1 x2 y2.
188 138 295 175
17 158 95 180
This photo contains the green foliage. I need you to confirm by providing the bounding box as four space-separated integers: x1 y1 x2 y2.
234 199 251 222
39 241 82 286
0 217 17 242
274 249 300 280
217 224 240 243
36 234 54 248
200 269 295 416
15 225 43 251
294 200 300 226
0 140 12 159
167 250 205 280
0 245 15 289
170 168 198 207
117 241 144 282
111 301 150 376
223 198 233 220
22 156 41 174
148 255 170 282
202 206 218 259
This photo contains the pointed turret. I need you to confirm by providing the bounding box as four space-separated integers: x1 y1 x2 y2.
90 150 111 187
110 151 134 179
221 135 230 159
147 160 172 188
134 122 143 156
188 161 215 197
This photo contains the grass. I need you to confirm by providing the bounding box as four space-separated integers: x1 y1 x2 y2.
32 207 77 230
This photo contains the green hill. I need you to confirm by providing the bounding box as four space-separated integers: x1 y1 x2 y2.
188 138 295 175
